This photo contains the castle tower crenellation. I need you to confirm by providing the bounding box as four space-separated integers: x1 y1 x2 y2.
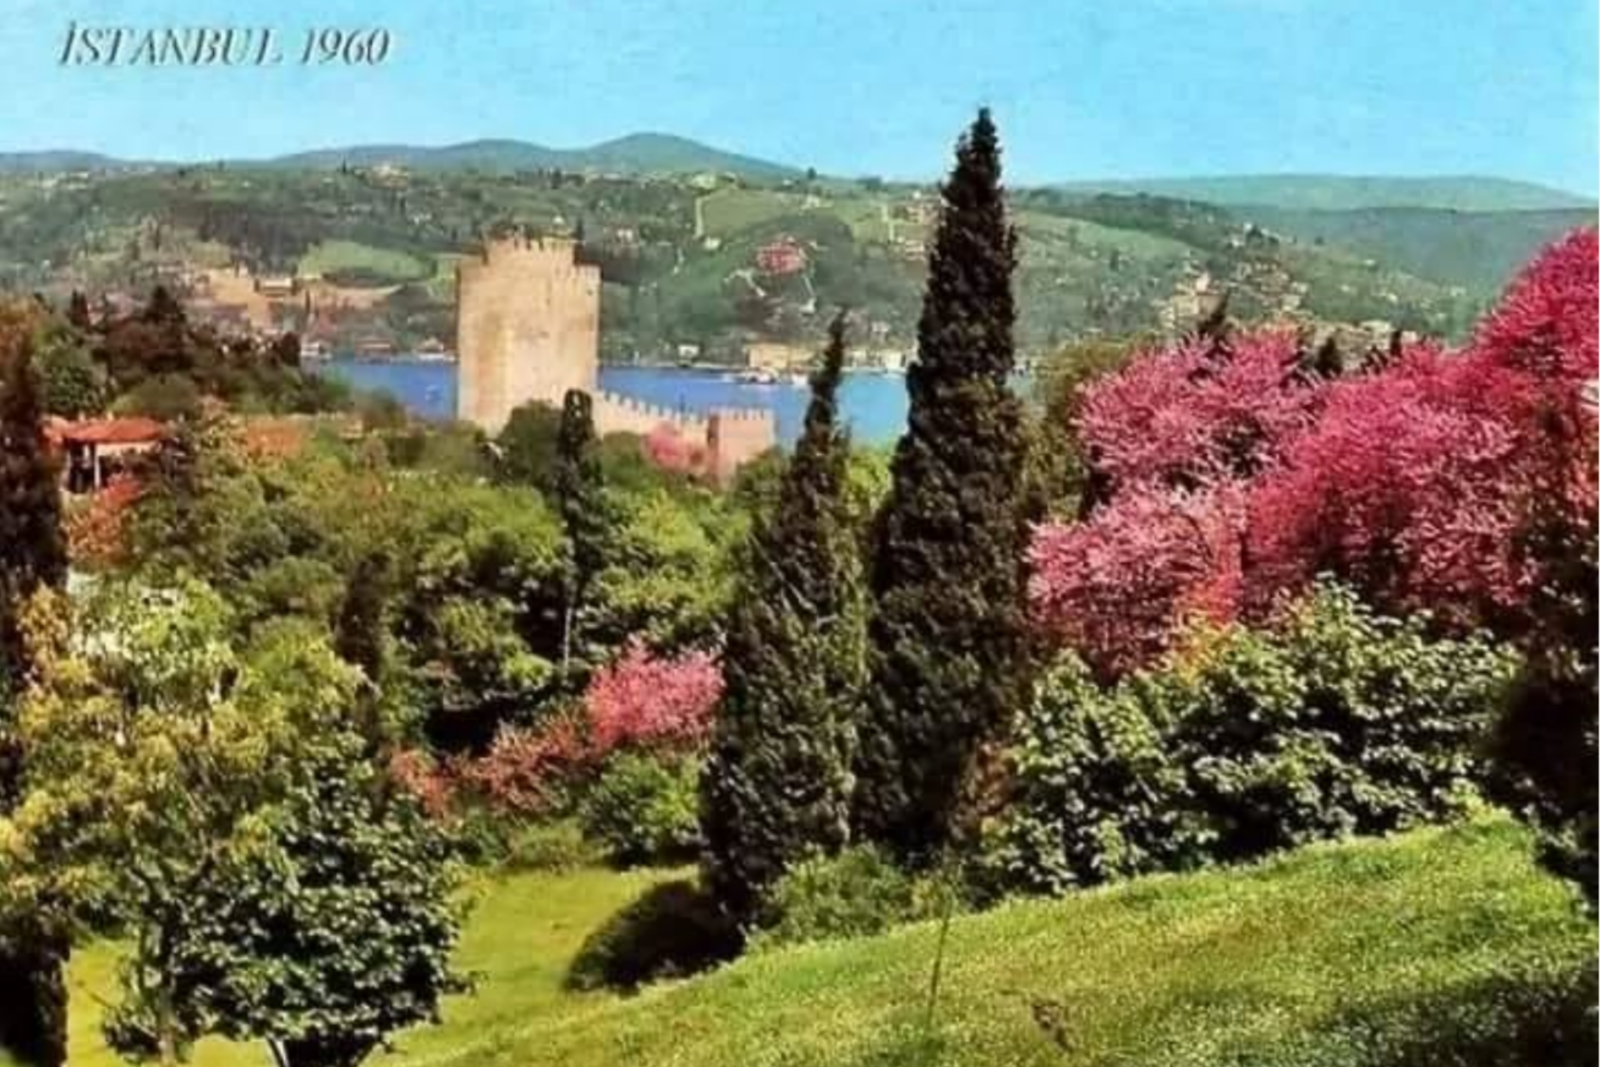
456 237 776 479
457 237 601 433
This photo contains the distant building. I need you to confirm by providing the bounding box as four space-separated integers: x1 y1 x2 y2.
255 276 298 300
745 340 811 373
756 236 808 276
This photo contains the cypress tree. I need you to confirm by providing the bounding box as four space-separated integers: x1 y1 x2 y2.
554 389 607 674
853 109 1034 862
702 312 865 921
0 317 69 1067
334 550 391 688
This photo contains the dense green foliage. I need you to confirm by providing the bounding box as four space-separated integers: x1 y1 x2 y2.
150 752 463 1067
554 390 609 677
4 577 463 1067
988 585 1518 895
749 846 944 952
579 754 703 866
703 314 865 920
855 110 1034 861
0 305 69 1067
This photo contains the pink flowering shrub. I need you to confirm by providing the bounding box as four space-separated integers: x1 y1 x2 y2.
585 639 723 755
1031 484 1244 678
1077 328 1321 492
1032 229 1598 675
459 714 590 816
644 422 706 477
388 748 458 820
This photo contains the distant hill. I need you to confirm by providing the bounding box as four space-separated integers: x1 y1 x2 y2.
0 135 799 180
0 150 136 173
1056 174 1596 212
1237 205 1598 294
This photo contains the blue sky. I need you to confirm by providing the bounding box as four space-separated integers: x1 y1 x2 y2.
2 0 1595 192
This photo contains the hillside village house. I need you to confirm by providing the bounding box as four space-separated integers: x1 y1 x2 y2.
46 417 166 495
755 236 808 275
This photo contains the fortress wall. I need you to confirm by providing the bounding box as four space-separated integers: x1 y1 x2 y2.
593 390 711 439
456 236 601 433
706 407 779 484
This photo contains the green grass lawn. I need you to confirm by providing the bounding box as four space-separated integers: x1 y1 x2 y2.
59 820 1596 1067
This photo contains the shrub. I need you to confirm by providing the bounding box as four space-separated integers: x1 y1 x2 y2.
584 640 722 757
983 655 1208 896
565 880 739 991
579 752 702 866
503 820 601 873
462 715 590 817
750 846 947 951
990 584 1517 894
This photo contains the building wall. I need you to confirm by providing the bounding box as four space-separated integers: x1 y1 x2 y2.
456 236 601 433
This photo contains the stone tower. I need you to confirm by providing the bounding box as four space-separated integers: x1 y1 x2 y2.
456 236 601 433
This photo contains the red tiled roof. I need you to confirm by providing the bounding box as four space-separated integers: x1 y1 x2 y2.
47 417 167 446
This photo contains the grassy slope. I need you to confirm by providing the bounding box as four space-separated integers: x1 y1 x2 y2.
51 821 1600 1066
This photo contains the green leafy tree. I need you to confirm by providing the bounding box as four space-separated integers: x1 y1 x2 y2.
4 578 464 1067
334 550 391 687
0 310 69 1067
157 750 464 1067
853 109 1035 862
702 313 866 920
555 389 608 674
495 400 563 490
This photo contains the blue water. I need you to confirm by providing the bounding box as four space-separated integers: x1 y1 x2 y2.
316 360 912 447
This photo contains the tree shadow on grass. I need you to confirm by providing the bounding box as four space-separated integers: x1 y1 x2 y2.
565 878 742 993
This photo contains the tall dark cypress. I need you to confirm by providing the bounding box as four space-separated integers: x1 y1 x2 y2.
0 317 69 1067
555 389 607 674
702 313 865 921
853 109 1034 862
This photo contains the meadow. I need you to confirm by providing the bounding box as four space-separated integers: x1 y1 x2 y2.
54 820 1597 1067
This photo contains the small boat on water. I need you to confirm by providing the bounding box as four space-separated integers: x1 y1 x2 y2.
734 368 781 386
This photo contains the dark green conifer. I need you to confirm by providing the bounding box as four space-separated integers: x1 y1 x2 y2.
852 110 1034 862
555 389 607 674
0 322 69 1067
335 550 391 689
703 312 865 920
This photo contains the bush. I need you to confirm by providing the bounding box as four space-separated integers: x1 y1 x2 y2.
579 753 702 866
981 655 1208 896
565 880 740 991
750 846 947 951
503 821 600 872
990 584 1517 894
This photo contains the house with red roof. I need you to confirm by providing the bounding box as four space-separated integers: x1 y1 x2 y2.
46 417 167 494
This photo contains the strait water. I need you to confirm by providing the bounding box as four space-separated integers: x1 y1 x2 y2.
315 359 914 447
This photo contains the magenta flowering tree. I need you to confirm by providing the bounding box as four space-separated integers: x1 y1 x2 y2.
1076 328 1321 494
585 638 724 755
1030 484 1244 679
1031 228 1598 675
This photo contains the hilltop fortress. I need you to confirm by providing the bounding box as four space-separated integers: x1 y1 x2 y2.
456 236 775 482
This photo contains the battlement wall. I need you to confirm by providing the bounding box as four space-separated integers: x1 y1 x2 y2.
707 407 778 484
593 390 711 438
